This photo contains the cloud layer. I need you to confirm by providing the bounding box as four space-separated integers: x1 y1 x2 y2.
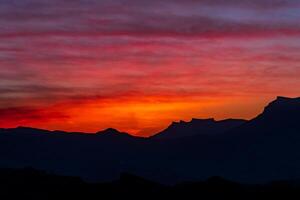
0 0 300 135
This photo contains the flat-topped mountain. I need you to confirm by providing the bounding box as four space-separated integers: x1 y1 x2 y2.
256 96 300 127
231 96 300 137
152 118 247 140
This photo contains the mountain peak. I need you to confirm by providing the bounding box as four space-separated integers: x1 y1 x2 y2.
95 128 133 138
96 128 121 135
248 96 300 130
276 96 291 100
273 96 300 103
153 118 246 140
263 96 300 113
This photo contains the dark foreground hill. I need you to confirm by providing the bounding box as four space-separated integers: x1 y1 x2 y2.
0 96 300 184
1 168 300 200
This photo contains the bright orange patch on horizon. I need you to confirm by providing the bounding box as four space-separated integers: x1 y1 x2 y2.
1 0 300 136
0 94 272 136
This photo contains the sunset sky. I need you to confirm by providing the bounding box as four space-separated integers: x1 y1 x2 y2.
0 0 300 136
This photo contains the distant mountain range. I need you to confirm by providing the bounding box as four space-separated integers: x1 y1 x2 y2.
0 96 299 183
2 168 300 200
152 118 247 139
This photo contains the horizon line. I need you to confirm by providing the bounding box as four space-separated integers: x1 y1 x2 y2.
1 95 299 137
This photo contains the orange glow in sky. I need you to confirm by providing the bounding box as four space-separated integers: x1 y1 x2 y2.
0 0 300 136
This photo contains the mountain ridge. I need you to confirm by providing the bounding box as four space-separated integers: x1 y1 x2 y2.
1 96 299 138
0 96 299 183
152 118 247 140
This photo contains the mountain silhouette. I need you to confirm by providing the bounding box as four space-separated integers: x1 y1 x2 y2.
0 96 299 184
152 118 247 140
96 128 139 139
2 168 300 200
243 96 300 132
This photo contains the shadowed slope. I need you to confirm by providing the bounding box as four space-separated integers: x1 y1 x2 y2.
152 118 247 140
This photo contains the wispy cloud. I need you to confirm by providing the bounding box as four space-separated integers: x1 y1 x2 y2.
0 0 299 135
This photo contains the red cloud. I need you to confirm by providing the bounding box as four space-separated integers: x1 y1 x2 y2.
0 107 70 127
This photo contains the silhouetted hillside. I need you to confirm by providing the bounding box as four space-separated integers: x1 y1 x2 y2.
0 127 145 182
0 96 299 184
152 118 247 139
1 168 300 200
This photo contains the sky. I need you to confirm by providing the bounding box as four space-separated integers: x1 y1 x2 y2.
0 0 300 136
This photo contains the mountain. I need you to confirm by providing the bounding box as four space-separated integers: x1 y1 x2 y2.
96 128 138 139
134 96 300 183
152 118 247 140
242 96 300 132
2 168 300 200
0 96 299 184
174 96 300 182
0 126 145 182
